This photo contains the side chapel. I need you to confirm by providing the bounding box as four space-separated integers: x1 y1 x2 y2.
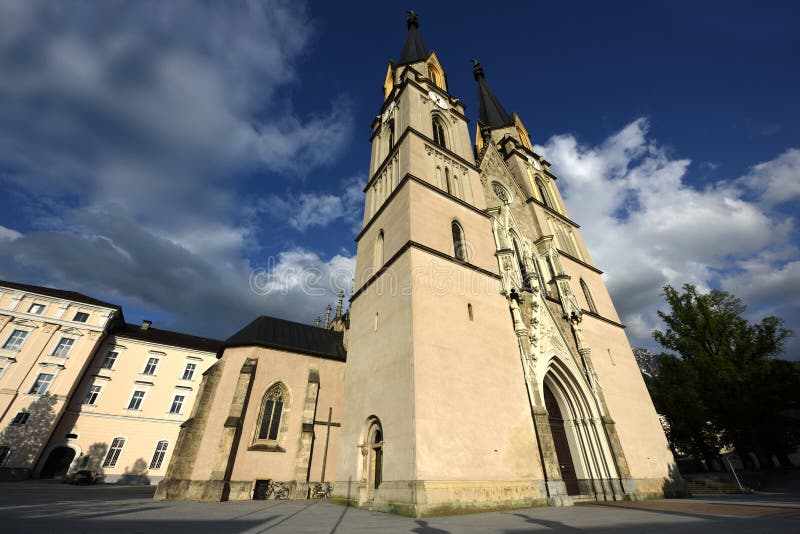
155 12 682 516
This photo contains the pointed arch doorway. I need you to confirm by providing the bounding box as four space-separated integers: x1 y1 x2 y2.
544 384 580 495
361 417 384 504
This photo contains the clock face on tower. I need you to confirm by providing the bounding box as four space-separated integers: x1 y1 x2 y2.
428 90 449 110
528 156 542 171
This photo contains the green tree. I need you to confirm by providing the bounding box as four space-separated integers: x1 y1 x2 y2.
652 284 796 468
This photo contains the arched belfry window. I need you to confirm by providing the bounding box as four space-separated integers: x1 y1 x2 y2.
428 62 444 90
536 177 552 209
580 278 597 314
432 115 446 148
257 384 286 441
452 221 466 261
374 230 385 270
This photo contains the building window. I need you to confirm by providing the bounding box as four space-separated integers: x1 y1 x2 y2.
451 221 466 261
0 446 10 466
257 384 286 441
387 120 395 152
512 238 530 289
169 394 185 414
73 311 90 323
468 303 474 321
432 116 446 148
83 385 102 405
374 230 384 270
103 437 125 467
127 390 146 410
28 373 54 395
181 363 196 381
536 178 552 209
444 167 452 194
581 279 598 314
142 357 159 376
52 337 75 358
149 440 169 470
100 350 118 370
3 329 29 351
28 303 46 315
11 412 30 425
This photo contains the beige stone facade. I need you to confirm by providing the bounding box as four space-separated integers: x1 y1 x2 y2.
0 281 119 479
0 280 221 483
42 324 219 484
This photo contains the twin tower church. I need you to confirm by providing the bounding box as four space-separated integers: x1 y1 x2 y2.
154 13 682 515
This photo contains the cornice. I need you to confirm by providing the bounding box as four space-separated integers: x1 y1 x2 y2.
351 239 500 303
356 173 491 243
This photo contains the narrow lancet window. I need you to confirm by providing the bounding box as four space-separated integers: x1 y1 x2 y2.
581 279 598 314
452 221 466 261
432 116 446 148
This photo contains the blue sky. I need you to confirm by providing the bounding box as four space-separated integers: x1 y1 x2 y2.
0 1 798 358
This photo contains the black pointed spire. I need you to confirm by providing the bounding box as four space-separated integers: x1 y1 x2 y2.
398 10 428 64
472 60 515 129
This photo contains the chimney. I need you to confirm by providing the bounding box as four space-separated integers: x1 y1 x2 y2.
141 320 152 331
324 305 332 329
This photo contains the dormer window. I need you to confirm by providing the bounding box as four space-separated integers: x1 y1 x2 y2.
432 116 446 148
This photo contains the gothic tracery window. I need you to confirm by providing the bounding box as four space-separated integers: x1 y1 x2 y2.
257 384 286 441
432 116 446 148
492 182 510 204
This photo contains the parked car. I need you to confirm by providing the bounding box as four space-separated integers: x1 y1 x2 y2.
68 470 99 485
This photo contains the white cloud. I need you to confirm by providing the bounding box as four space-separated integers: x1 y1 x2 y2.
0 1 357 337
737 148 800 207
259 174 365 232
0 225 21 241
536 119 798 354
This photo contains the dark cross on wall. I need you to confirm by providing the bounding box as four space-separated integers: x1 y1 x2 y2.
313 407 341 482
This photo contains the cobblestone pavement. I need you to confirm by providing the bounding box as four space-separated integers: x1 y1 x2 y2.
1 482 799 533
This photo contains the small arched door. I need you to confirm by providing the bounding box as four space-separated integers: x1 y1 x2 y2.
544 384 580 495
40 446 76 479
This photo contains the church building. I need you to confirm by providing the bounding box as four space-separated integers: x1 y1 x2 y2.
154 13 681 516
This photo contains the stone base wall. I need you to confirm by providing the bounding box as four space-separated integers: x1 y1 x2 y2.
332 479 552 517
633 476 688 499
154 478 311 501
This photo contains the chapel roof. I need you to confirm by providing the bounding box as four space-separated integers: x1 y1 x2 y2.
224 315 347 361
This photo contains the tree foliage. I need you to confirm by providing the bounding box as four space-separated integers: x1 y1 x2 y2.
649 284 798 468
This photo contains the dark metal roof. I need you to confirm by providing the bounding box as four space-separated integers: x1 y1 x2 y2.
116 323 223 353
225 316 346 361
398 10 428 65
0 279 121 310
473 61 515 129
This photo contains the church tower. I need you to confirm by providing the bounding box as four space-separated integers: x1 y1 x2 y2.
333 13 680 516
